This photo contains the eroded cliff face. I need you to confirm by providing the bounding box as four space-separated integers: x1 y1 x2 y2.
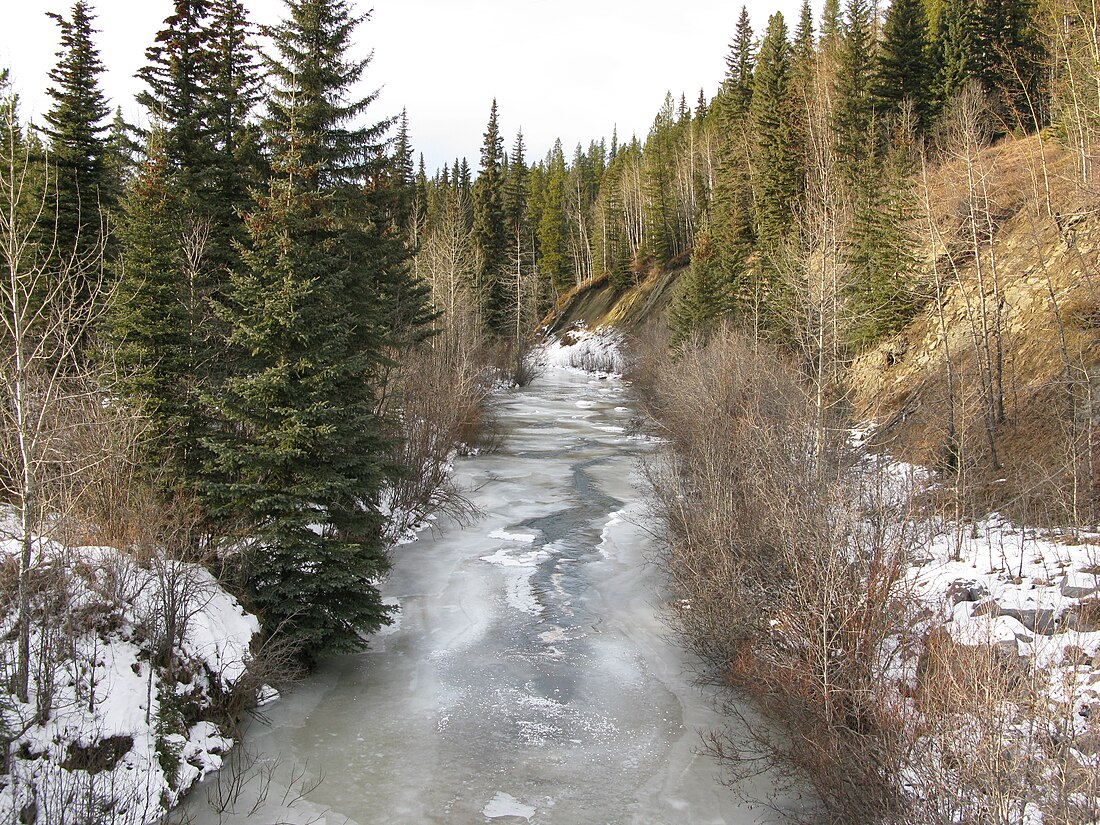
846 136 1099 521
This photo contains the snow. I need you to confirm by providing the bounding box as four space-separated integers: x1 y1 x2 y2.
0 528 261 824
532 322 627 376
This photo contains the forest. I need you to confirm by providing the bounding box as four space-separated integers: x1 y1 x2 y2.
0 0 1099 820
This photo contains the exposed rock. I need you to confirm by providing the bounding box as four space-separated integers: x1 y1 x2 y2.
1061 570 1100 599
946 578 988 604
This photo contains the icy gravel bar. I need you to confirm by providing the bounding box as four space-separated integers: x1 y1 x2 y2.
179 368 806 824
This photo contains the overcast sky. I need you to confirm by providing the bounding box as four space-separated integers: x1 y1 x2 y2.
1 0 807 173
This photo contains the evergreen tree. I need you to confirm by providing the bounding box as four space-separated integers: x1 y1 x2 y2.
41 1 112 271
204 0 262 267
843 149 923 349
794 0 817 69
210 0 424 653
723 7 757 120
108 132 198 478
504 130 528 236
934 0 980 106
833 0 879 187
137 0 216 202
104 106 140 197
643 92 682 262
472 99 508 332
668 227 722 344
974 0 1045 128
710 10 758 319
750 12 801 247
538 140 570 295
875 0 933 131
821 0 843 45
391 108 415 230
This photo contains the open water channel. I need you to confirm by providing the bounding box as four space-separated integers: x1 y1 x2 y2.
178 368 803 824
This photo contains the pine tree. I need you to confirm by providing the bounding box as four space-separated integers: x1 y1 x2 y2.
210 0 424 654
875 0 933 130
41 1 112 273
751 12 801 247
472 99 508 332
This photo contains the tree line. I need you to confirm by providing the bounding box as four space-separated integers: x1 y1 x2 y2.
1 0 434 670
420 0 1082 359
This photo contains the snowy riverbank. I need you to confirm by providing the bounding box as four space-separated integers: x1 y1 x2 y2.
0 522 261 824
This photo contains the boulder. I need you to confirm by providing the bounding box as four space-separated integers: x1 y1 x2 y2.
1061 570 1100 599
947 578 989 604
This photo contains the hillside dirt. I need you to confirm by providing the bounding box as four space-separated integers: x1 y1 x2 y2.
846 135 1100 524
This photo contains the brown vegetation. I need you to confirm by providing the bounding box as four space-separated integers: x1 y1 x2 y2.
632 323 1100 824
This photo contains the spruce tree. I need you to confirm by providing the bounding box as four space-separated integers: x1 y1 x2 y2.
875 0 933 131
833 0 879 188
751 12 801 248
821 0 843 46
710 10 758 320
392 109 416 231
472 99 508 332
205 0 262 269
538 140 570 295
843 149 923 349
41 1 112 272
974 0 1045 128
137 0 216 204
210 0 423 654
794 0 817 70
108 132 197 476
668 227 722 344
723 7 757 121
104 106 140 198
935 0 980 106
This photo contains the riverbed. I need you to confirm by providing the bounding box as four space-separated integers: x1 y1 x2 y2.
177 368 802 824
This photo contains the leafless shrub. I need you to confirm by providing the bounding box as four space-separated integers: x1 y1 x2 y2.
379 337 495 545
641 328 930 823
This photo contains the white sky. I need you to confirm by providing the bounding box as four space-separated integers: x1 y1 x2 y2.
1 0 807 173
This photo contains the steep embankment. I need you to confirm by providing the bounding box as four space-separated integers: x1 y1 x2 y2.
542 264 687 334
847 135 1099 520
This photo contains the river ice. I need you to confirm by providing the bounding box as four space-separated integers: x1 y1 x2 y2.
176 369 802 824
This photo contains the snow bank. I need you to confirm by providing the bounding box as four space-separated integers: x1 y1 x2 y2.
533 322 626 376
0 530 261 824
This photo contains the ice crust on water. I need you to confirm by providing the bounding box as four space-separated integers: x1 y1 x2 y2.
483 791 537 820
488 529 539 543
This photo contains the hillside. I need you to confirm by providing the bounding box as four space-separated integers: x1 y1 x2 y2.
551 134 1100 523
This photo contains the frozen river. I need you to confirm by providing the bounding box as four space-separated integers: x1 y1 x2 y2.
178 368 802 824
